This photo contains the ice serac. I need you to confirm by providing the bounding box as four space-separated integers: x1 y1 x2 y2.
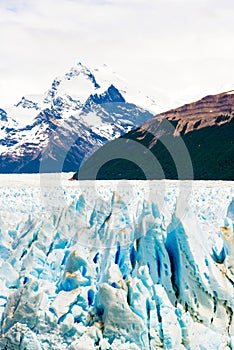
0 179 233 349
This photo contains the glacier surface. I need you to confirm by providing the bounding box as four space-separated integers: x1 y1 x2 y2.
0 174 233 349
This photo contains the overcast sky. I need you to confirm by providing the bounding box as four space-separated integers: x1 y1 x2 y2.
1 0 234 110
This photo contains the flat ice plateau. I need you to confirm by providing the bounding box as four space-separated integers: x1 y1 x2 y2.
0 174 233 349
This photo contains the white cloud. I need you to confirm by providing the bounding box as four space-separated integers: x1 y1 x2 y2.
0 0 234 109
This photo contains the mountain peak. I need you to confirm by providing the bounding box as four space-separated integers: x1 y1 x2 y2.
87 84 125 107
8 62 159 116
43 62 107 106
65 62 100 89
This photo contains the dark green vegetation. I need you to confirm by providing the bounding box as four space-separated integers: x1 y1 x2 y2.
73 117 234 180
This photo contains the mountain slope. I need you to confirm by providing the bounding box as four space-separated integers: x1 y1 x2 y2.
144 90 234 135
0 63 155 173
72 91 234 180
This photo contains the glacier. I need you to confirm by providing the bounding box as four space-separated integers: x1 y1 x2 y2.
0 174 233 349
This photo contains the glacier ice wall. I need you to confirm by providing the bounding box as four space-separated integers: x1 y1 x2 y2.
0 177 233 349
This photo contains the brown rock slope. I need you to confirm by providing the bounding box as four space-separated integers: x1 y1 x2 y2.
142 90 234 136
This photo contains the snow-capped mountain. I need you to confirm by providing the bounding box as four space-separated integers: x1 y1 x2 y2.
0 62 156 173
0 176 233 348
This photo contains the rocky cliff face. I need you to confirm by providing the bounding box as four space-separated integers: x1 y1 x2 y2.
142 90 234 136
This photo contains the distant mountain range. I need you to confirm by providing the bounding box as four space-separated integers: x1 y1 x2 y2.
0 63 156 173
72 91 234 180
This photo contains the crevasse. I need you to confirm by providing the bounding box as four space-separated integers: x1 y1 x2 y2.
0 180 233 349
